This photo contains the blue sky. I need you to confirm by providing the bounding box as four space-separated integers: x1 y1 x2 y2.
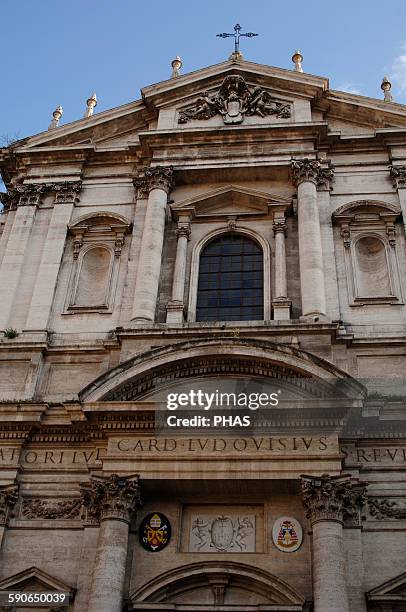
1 0 406 146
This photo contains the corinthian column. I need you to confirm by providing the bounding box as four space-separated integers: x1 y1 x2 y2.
390 165 406 234
272 210 291 320
291 159 330 319
81 474 141 612
301 474 366 612
26 181 82 331
0 184 49 330
132 167 174 322
0 482 19 551
166 219 191 324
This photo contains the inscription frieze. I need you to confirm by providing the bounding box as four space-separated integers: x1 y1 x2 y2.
0 447 105 467
114 436 333 455
342 445 406 466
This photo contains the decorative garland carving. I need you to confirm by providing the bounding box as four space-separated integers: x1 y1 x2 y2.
178 75 291 125
80 473 142 524
301 474 367 525
389 164 406 189
21 498 82 520
368 498 406 520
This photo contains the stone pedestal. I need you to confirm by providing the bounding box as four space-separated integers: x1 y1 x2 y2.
301 474 367 612
81 474 141 612
166 220 191 324
291 160 330 319
25 182 81 331
132 167 174 322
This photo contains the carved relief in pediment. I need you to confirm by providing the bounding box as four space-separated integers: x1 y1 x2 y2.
178 75 291 125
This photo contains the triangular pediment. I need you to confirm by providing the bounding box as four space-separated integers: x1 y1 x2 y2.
8 59 406 154
171 185 292 220
0 566 75 598
367 571 406 602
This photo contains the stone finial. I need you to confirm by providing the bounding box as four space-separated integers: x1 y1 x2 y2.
0 482 19 525
84 93 97 118
381 76 393 102
48 105 63 130
229 50 244 62
171 56 183 78
80 473 141 524
301 474 367 526
292 50 303 72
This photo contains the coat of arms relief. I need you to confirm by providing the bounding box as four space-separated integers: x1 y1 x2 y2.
178 75 291 125
190 513 256 552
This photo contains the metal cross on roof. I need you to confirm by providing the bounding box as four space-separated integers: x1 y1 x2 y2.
216 23 258 56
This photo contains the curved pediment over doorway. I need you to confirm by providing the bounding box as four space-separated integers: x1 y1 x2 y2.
129 561 308 611
80 337 365 403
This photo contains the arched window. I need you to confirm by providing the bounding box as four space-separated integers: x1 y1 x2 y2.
196 234 264 321
75 246 112 306
355 236 391 297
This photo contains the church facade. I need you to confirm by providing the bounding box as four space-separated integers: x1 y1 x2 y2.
0 55 406 612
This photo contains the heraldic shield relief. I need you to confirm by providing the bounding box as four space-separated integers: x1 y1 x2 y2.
272 517 303 553
139 512 171 552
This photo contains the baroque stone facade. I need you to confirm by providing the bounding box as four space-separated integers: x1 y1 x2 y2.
0 56 406 611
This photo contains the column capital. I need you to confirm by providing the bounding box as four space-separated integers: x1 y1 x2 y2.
8 183 51 208
0 482 19 526
176 221 191 240
291 158 334 189
51 180 82 204
80 473 141 524
134 166 174 196
390 164 406 189
273 218 287 235
301 473 367 526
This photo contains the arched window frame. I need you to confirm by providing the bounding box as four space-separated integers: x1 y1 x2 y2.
333 200 403 306
188 227 271 322
64 212 131 314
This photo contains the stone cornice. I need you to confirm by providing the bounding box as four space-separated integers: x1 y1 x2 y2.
80 473 141 524
301 473 367 525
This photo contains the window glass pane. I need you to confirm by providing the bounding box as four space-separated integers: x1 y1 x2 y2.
196 234 264 322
